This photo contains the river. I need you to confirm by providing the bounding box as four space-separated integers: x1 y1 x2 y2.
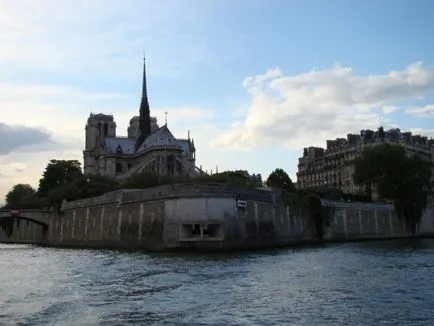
1 239 434 325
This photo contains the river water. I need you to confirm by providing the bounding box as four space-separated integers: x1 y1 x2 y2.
1 239 434 326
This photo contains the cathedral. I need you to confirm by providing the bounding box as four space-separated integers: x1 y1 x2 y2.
83 57 201 180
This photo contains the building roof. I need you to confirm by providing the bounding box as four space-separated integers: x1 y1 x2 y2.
104 137 136 154
102 124 194 157
176 139 193 153
136 125 176 152
134 124 196 155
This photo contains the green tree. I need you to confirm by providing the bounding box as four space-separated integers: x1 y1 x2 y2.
200 170 262 187
73 174 120 198
38 159 83 197
120 172 161 189
266 168 296 192
5 184 37 209
45 174 120 208
47 182 80 208
354 143 431 234
302 193 324 240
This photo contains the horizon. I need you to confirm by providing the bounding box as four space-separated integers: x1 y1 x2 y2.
1 0 434 203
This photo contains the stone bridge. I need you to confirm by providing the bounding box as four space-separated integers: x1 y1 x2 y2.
0 209 50 227
0 209 51 243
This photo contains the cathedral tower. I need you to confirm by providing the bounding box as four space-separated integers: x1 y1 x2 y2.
83 113 116 174
85 113 116 151
135 55 151 151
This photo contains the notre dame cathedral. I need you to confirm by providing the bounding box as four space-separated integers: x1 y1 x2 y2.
83 56 202 180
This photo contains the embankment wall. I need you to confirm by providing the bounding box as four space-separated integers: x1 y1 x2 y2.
1 184 433 250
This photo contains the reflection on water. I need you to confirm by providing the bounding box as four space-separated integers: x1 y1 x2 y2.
1 240 434 325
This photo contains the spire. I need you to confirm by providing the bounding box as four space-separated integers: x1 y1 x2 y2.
135 54 152 151
141 52 148 102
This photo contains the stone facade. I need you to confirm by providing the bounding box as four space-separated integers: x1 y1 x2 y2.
1 185 434 251
297 127 434 195
83 57 202 180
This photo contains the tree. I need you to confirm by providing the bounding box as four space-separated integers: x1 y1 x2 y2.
5 184 37 209
266 168 296 192
72 174 119 198
354 143 431 234
38 159 83 197
120 172 161 189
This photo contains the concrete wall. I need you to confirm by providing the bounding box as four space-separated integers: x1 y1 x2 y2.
322 195 434 241
323 201 408 241
1 184 434 251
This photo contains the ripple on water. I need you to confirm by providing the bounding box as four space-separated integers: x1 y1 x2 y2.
1 240 434 325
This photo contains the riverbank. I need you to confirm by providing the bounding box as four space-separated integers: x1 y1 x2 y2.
1 183 434 251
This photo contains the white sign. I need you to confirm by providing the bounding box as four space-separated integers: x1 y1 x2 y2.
237 200 247 208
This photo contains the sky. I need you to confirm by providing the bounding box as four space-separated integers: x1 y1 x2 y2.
1 0 434 203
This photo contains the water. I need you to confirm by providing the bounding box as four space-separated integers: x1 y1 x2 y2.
1 240 434 326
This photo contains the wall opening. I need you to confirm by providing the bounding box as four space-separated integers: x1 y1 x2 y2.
116 162 123 173
182 223 221 238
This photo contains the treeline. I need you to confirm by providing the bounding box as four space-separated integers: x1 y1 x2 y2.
4 160 118 210
3 161 269 210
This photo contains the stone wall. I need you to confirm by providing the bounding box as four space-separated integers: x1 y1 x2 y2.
1 184 434 250
46 184 305 251
323 201 407 240
322 195 434 240
0 219 46 244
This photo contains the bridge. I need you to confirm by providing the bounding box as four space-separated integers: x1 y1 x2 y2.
0 209 50 227
0 209 50 242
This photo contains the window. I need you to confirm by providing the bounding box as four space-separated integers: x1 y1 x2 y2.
191 224 201 236
116 162 122 173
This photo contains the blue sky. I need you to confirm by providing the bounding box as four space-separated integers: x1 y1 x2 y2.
1 0 434 202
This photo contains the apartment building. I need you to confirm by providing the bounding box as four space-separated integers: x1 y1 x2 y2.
296 127 434 195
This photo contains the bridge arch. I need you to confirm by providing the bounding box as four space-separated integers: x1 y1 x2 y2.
0 211 49 240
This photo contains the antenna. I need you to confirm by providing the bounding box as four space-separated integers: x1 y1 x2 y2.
164 111 168 125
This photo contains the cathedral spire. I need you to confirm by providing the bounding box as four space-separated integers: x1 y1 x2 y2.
141 52 149 103
135 54 152 151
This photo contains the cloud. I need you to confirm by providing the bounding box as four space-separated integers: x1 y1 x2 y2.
0 123 54 155
406 104 434 118
213 62 434 150
382 106 398 114
0 0 217 80
409 128 434 138
0 0 224 202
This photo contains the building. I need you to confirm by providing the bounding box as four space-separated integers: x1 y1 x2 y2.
83 56 203 180
296 127 434 195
